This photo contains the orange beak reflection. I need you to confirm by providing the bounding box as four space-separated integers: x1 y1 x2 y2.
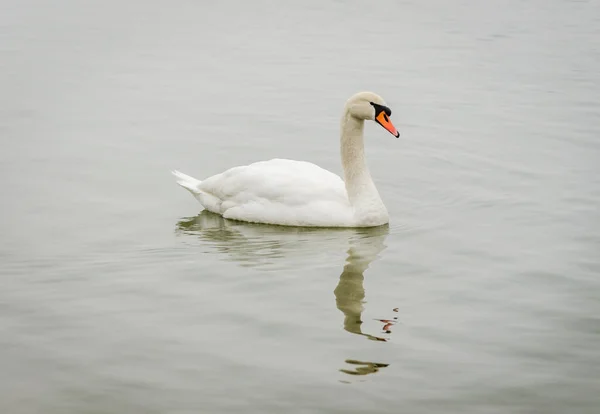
376 111 400 138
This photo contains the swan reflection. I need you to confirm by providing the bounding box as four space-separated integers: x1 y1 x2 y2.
175 211 346 267
335 224 390 340
334 224 394 376
176 211 394 376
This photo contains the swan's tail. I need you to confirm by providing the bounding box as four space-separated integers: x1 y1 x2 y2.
172 170 202 195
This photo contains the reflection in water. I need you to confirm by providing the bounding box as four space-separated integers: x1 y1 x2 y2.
176 211 393 376
334 225 394 376
334 225 390 340
340 360 390 376
176 211 351 267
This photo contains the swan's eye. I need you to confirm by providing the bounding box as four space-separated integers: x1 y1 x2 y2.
370 102 392 118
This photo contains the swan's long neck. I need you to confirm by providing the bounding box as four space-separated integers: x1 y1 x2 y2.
340 113 387 220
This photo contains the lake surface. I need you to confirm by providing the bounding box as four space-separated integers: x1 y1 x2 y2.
1 1 599 413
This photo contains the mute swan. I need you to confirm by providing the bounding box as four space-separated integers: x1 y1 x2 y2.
173 91 400 227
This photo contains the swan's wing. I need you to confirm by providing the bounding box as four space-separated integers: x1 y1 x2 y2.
199 159 352 226
201 159 348 206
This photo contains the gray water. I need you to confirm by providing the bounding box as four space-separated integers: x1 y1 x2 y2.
1 1 599 413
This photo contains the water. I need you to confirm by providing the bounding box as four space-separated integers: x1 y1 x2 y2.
1 0 599 413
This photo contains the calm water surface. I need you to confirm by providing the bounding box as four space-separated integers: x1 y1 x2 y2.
1 1 599 413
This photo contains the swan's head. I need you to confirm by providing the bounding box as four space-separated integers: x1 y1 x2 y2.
345 91 400 138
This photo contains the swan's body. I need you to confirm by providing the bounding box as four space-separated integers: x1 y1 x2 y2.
173 91 400 227
173 160 354 226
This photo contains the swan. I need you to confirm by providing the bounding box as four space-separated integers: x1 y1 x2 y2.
172 91 400 227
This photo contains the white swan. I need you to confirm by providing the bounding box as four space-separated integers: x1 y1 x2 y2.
173 91 400 227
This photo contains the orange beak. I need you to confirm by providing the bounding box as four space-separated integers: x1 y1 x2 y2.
375 111 400 138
